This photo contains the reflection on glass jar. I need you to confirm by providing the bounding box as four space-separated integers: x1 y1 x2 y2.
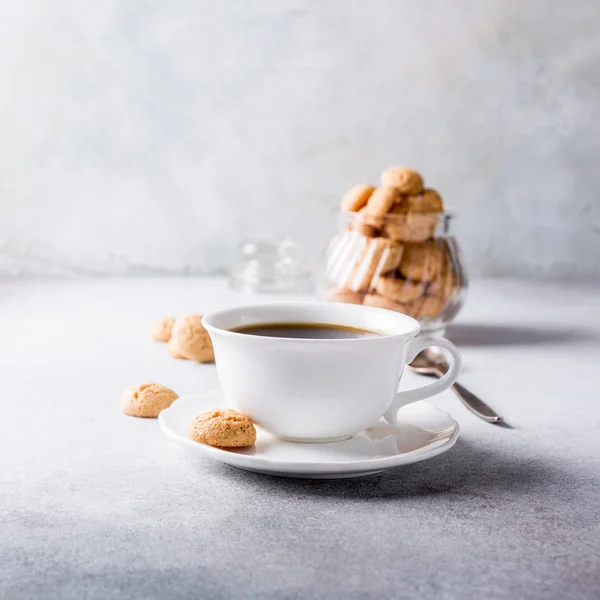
319 211 468 334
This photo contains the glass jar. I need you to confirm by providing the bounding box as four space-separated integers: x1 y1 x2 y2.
318 211 468 334
229 239 311 293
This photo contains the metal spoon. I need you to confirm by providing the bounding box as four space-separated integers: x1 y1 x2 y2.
409 348 504 423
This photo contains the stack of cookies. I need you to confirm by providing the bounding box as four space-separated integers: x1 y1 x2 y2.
326 166 466 326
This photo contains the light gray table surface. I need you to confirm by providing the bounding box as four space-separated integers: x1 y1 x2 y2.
2 277 599 600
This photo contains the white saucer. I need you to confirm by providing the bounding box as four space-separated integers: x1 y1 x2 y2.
159 390 459 479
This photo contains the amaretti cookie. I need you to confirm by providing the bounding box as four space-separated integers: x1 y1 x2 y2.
167 338 189 360
346 237 403 291
327 285 364 305
413 295 446 319
341 184 376 212
380 167 424 195
364 186 402 216
398 241 442 282
170 315 214 363
121 382 178 418
374 275 426 303
384 211 438 244
394 189 444 214
189 409 256 448
352 207 382 237
363 293 407 313
150 317 175 342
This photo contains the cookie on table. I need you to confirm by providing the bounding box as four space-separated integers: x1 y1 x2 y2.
380 167 424 195
341 184 376 212
364 186 402 216
170 315 214 363
398 241 442 282
150 317 176 342
189 409 256 448
121 382 178 418
167 338 189 360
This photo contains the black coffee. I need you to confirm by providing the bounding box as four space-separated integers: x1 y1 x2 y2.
231 322 378 339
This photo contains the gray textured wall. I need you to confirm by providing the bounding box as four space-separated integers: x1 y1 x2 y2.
1 0 599 279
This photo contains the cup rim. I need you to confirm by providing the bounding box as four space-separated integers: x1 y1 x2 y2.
202 301 420 343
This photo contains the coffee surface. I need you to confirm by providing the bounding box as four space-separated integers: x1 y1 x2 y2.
231 322 378 339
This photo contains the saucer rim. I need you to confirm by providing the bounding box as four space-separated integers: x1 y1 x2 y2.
158 390 459 475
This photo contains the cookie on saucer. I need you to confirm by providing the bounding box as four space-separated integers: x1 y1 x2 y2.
189 409 256 448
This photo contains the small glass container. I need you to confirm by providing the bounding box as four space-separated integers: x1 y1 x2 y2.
229 239 311 293
318 211 468 334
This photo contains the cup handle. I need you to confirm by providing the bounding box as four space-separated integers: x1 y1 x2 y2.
384 336 462 426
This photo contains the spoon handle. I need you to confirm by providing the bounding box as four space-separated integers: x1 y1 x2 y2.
452 381 503 423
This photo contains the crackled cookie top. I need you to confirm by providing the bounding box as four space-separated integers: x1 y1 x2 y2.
189 409 256 448
170 315 214 363
121 382 178 418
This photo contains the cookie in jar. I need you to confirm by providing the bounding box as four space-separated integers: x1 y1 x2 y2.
319 166 468 334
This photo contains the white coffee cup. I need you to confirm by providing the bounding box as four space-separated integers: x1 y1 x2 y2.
203 302 461 442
